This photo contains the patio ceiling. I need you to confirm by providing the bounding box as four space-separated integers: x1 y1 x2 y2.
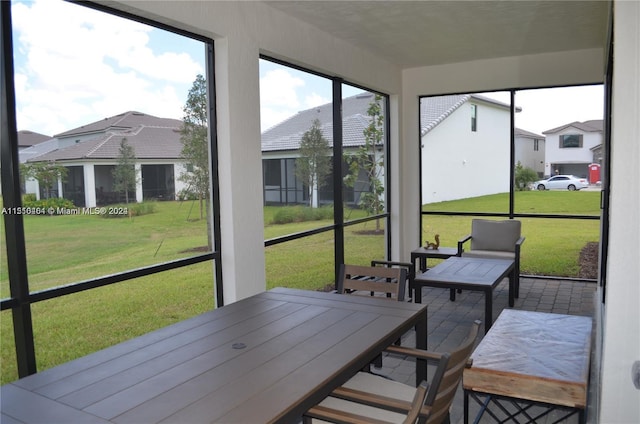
263 1 610 68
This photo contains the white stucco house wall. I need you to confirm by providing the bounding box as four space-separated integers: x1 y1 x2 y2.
514 127 545 176
542 120 603 180
23 111 190 208
420 94 511 204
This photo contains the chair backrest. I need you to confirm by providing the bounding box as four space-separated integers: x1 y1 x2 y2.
470 219 521 253
423 320 481 424
371 260 415 299
338 264 407 301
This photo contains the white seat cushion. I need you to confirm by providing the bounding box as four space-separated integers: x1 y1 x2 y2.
312 372 416 424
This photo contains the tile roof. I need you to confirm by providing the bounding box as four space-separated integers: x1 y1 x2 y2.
262 92 511 152
29 122 183 162
419 94 470 136
17 130 51 148
261 93 376 152
420 93 513 136
54 111 182 139
543 119 603 134
515 127 544 139
19 138 59 163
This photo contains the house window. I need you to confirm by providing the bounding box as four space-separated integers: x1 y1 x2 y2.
534 139 539 151
560 134 583 148
263 159 281 186
471 104 477 132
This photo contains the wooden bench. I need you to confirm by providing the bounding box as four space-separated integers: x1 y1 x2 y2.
463 309 593 423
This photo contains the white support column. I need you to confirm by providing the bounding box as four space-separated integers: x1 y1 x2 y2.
57 178 63 199
600 1 640 422
216 36 266 305
135 163 143 203
312 183 318 208
84 164 96 208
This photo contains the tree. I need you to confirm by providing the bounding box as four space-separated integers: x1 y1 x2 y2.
344 94 385 230
514 161 539 191
179 74 212 250
179 74 210 219
112 137 138 204
295 119 332 207
21 161 68 199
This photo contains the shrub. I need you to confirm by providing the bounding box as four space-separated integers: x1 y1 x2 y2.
176 189 197 201
515 162 539 191
22 193 37 203
22 197 75 214
271 206 333 224
99 201 157 218
130 202 156 216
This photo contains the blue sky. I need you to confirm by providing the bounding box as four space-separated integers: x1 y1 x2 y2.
11 0 204 136
11 0 603 138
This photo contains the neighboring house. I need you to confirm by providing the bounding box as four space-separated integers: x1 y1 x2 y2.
262 93 519 207
514 127 545 176
420 94 512 204
17 130 50 150
24 111 189 207
261 92 378 207
542 119 603 181
17 130 53 164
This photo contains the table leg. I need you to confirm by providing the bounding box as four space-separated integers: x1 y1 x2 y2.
411 253 427 273
509 277 515 307
414 283 423 304
508 268 515 307
484 289 492 333
464 390 469 424
415 310 427 386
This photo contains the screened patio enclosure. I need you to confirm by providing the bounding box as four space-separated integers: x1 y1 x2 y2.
1 1 638 422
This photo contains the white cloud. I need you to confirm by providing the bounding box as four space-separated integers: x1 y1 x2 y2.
304 93 330 109
11 0 203 135
260 69 304 107
259 68 308 130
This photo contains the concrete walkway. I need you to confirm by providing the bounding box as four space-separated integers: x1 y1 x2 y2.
376 277 597 424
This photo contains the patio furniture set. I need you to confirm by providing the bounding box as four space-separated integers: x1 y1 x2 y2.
0 219 593 423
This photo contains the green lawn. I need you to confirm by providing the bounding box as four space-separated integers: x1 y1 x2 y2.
0 192 601 383
422 191 601 275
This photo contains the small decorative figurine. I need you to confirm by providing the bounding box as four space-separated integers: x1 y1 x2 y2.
424 234 440 250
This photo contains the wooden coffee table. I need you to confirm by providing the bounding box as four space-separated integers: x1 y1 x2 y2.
414 256 514 333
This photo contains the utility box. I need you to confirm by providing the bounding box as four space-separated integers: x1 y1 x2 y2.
588 163 601 184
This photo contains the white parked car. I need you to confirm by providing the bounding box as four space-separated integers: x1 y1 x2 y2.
533 175 589 191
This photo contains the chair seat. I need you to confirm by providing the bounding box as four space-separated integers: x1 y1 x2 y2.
304 321 482 424
312 372 415 424
462 250 515 260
